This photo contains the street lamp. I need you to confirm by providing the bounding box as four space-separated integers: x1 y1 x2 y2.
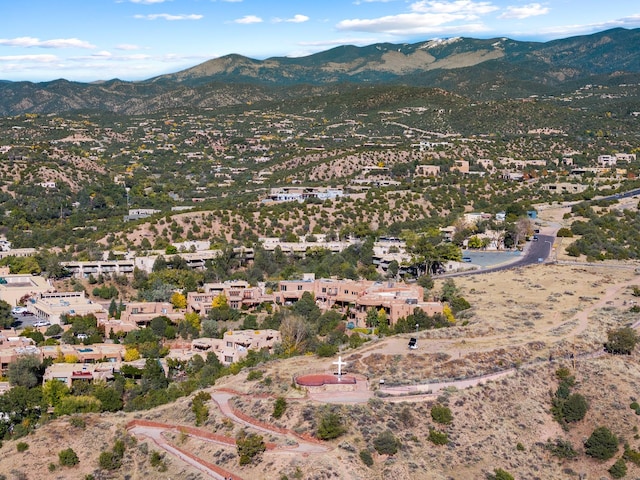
415 323 419 333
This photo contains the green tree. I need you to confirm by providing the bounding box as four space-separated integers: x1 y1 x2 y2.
605 327 640 355
490 468 514 480
272 396 287 419
431 404 453 425
236 430 266 465
191 391 211 426
609 458 627 479
8 355 42 388
58 448 79 467
585 426 618 460
561 393 588 423
42 379 70 408
317 411 347 440
0 300 12 329
373 430 399 455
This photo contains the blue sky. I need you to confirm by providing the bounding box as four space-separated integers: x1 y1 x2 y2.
1 0 639 82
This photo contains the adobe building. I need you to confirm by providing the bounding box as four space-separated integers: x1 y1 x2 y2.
28 291 107 325
0 272 53 307
43 362 116 388
176 329 281 365
187 280 273 314
119 302 183 326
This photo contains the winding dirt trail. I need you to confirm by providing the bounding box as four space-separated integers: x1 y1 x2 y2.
126 389 331 478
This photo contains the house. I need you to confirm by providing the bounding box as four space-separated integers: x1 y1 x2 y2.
451 160 470 174
119 302 183 326
0 273 53 307
0 335 38 376
28 291 107 325
176 329 281 365
277 277 444 328
597 155 617 167
187 280 273 314
415 165 440 177
43 362 116 388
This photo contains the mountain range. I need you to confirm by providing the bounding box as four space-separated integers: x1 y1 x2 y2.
1 27 640 115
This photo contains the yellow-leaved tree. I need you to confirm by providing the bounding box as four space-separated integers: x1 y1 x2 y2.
443 304 455 324
212 293 228 309
171 292 187 309
124 346 140 362
185 311 201 332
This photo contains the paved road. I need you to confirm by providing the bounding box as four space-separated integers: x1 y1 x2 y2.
444 233 555 278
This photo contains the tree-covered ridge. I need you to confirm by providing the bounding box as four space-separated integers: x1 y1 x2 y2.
567 202 640 260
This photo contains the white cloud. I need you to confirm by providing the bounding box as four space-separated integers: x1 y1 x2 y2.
337 13 488 35
337 0 498 35
410 0 499 15
0 37 96 49
499 3 549 20
0 54 59 63
528 14 640 38
134 13 203 20
273 14 309 24
115 44 142 51
234 15 263 24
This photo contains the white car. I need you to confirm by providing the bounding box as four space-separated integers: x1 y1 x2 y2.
11 306 27 315
76 333 89 340
33 321 51 327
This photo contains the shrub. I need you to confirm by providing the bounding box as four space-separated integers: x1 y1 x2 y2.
373 430 399 455
191 391 211 426
316 412 347 440
247 370 264 381
236 430 266 465
490 468 514 480
605 327 640 355
585 426 618 460
149 451 167 471
58 448 79 467
630 402 640 411
545 438 578 459
272 397 287 419
431 404 453 425
516 442 525 451
609 458 627 479
556 227 574 237
561 393 588 423
98 451 121 471
428 429 448 446
69 416 86 429
316 342 338 357
623 445 640 465
16 442 28 452
359 449 374 467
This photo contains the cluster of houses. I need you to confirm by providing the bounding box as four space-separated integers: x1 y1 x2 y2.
0 265 446 392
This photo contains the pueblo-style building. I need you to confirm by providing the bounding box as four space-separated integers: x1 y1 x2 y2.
277 276 443 327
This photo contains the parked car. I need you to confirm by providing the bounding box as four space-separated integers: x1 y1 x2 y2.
33 320 51 327
11 306 27 315
462 256 472 263
532 235 539 241
76 333 89 340
408 337 418 350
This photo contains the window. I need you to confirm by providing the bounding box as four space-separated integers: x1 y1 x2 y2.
281 285 287 291
131 308 139 314
161 308 167 314
226 341 233 347
297 285 303 290
224 356 233 363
